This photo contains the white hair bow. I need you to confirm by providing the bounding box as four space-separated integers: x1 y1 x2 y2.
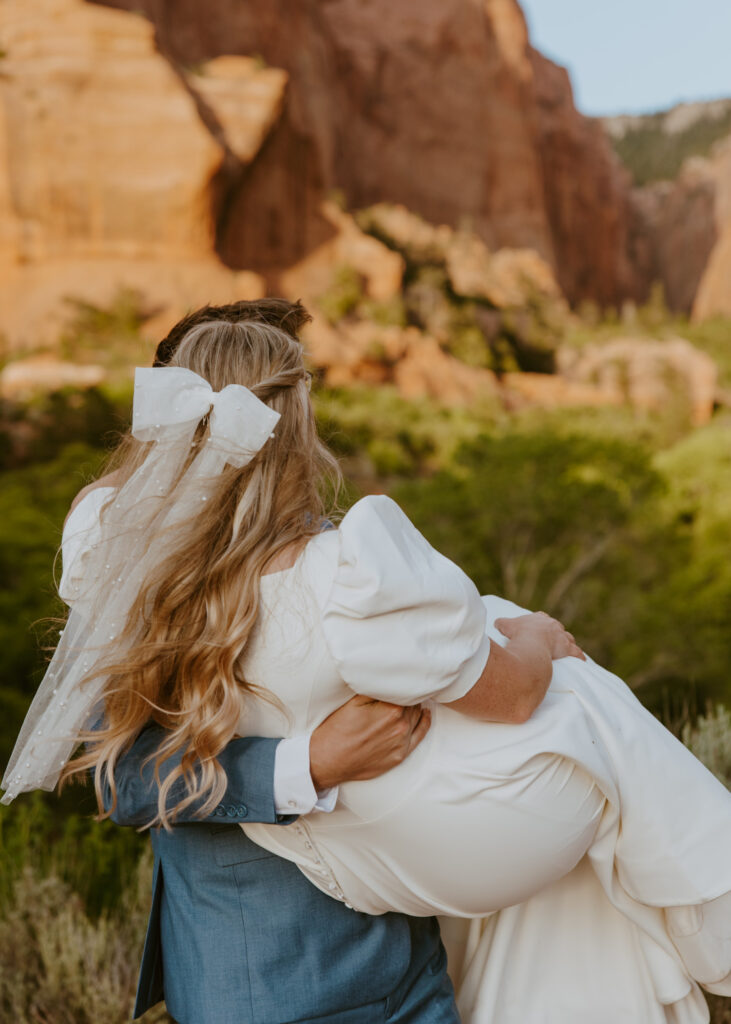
132 366 281 467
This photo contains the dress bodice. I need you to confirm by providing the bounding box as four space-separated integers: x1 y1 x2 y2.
62 489 491 744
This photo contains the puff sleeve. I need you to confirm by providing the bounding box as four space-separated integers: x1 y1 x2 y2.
58 487 113 605
321 495 490 704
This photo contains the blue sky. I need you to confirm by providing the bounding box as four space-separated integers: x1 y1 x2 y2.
519 0 731 116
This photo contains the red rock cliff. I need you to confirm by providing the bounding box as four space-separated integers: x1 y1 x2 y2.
95 0 640 306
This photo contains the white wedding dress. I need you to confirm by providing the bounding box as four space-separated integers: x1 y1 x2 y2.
62 489 731 1023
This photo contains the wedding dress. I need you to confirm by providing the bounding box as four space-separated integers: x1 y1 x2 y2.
61 487 731 1023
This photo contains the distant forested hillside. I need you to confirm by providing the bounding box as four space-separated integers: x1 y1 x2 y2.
603 99 731 184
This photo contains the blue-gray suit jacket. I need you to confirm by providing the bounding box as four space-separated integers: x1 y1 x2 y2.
110 725 450 1024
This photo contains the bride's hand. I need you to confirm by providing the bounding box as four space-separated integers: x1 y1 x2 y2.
496 612 586 661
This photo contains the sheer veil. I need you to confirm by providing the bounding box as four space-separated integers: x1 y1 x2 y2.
1 365 280 804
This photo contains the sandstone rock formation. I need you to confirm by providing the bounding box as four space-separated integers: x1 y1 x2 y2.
97 0 640 307
0 0 723 390
690 138 731 321
0 0 218 263
0 0 266 350
557 336 718 425
0 355 105 399
501 372 621 411
616 109 731 319
303 315 498 407
184 56 288 167
359 204 561 309
393 337 498 406
629 165 718 316
279 202 404 308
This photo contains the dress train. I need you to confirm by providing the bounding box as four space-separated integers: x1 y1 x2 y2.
441 857 731 1023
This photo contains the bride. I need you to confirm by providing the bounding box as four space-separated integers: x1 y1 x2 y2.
3 316 731 1022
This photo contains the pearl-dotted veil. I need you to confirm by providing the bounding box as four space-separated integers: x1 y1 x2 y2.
1 366 280 803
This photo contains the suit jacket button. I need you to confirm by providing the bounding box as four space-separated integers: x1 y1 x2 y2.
226 806 237 817
238 805 248 817
215 806 226 817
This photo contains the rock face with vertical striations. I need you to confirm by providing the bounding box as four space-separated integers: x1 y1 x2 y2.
624 135 731 320
0 0 219 263
689 138 731 321
0 0 724 361
0 0 268 348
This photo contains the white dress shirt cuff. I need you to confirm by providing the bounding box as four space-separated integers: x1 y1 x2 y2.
273 733 339 815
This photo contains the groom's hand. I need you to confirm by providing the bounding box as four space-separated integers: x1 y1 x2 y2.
309 695 431 792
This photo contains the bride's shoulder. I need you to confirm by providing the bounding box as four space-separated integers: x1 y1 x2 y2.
310 494 444 599
335 494 430 560
308 495 413 563
64 471 122 527
337 494 415 538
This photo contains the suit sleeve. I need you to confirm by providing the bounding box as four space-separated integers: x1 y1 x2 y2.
101 722 296 828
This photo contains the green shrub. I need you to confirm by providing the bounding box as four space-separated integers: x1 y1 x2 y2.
0 444 107 708
317 265 366 324
0 854 171 1024
0 792 147 919
683 706 731 788
59 288 152 379
393 426 731 716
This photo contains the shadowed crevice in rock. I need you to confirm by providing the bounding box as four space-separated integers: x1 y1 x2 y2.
630 172 719 317
214 105 335 277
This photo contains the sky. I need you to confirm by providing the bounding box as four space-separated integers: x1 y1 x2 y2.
519 0 731 116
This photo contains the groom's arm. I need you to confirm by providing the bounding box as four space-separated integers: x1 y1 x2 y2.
104 694 431 828
105 727 290 827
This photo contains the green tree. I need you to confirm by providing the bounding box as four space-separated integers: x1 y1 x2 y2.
393 428 700 716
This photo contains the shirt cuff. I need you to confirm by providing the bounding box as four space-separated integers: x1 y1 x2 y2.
273 734 339 816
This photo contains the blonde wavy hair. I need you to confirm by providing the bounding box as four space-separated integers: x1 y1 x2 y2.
61 319 341 827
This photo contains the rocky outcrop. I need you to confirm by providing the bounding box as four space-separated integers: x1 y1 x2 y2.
304 315 498 406
501 372 620 411
0 0 219 263
557 337 718 425
184 56 288 167
96 0 640 307
0 0 266 349
1 0 723 372
527 51 639 306
627 136 731 319
630 166 718 316
0 356 105 399
360 203 561 309
0 259 264 355
279 202 404 308
691 138 731 321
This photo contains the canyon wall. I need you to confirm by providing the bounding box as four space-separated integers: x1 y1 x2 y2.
94 0 639 305
0 0 725 356
0 0 267 348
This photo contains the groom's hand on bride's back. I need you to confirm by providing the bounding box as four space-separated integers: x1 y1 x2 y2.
309 695 431 792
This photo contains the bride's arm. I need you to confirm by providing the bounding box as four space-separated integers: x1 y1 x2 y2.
444 612 584 724
321 496 587 728
64 471 124 526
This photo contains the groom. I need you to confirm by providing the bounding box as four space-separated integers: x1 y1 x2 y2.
108 298 460 1024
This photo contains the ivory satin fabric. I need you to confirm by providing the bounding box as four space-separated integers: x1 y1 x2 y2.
65 491 731 1022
